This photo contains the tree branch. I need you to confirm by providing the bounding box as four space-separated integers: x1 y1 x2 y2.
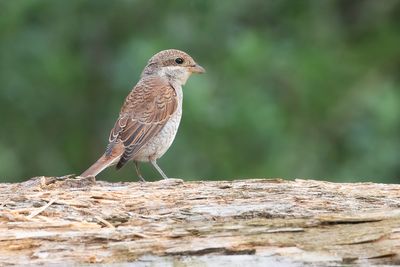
1 177 400 265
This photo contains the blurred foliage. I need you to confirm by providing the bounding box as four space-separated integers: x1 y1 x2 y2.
1 0 400 183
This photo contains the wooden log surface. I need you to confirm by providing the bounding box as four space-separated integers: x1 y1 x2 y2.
1 176 400 266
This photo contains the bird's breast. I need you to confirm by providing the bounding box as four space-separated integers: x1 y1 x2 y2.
133 85 183 162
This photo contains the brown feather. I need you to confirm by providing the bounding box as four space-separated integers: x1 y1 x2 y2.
81 142 124 177
109 75 178 168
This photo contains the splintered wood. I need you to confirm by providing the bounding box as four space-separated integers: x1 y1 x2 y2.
1 177 400 266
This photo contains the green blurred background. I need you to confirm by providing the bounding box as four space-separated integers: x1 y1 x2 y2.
1 0 400 183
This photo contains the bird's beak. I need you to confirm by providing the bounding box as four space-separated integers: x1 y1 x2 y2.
189 63 206 74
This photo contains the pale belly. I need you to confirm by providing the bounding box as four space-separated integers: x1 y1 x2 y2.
132 107 182 162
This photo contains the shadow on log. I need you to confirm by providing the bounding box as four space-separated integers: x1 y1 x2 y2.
1 176 400 266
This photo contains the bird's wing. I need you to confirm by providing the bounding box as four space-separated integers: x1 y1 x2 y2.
108 76 178 168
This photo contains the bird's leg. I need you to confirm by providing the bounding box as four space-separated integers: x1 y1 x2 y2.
134 161 146 182
150 160 169 179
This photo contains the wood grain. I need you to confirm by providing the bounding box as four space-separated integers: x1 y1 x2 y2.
1 176 400 266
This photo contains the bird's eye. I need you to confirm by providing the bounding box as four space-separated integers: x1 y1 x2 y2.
175 57 184 64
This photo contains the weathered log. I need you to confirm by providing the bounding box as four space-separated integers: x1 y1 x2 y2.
1 176 400 266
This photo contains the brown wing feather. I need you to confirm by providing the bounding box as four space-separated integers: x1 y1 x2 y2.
107 76 178 168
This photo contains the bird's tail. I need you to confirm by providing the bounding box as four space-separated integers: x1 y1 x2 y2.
80 154 118 177
81 142 124 177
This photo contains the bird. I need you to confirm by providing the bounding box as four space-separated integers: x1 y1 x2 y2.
81 49 205 181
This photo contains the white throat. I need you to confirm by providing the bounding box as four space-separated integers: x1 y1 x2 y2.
159 66 191 86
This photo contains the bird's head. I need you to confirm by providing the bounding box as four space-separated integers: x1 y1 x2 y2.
141 49 205 85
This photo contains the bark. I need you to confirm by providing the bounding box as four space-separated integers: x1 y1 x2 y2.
1 176 400 266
